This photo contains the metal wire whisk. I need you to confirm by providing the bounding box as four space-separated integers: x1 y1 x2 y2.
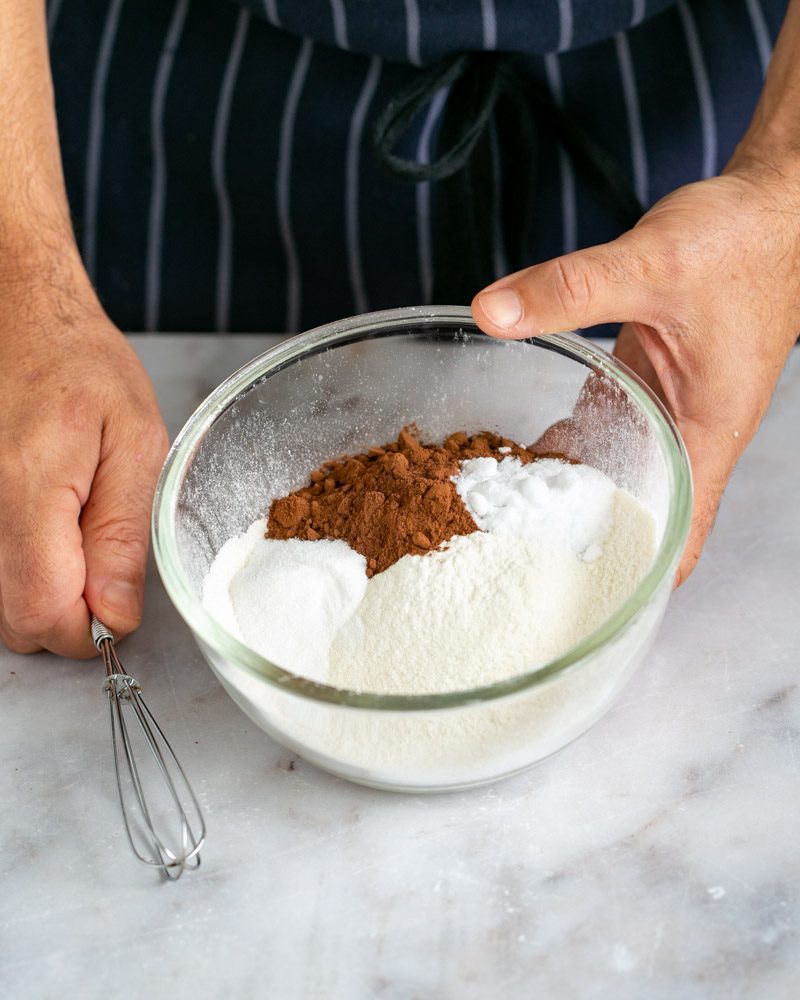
91 615 206 880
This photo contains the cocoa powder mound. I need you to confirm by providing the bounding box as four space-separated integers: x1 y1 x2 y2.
267 428 549 576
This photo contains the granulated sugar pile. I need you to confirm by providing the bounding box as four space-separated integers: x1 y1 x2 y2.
205 524 366 683
202 429 656 695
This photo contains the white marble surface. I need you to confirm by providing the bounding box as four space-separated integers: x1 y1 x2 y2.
2 336 799 1000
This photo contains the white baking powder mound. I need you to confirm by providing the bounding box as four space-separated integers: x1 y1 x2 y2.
201 520 366 682
454 456 615 561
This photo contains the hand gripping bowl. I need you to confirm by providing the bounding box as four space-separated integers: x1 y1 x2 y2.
153 306 692 792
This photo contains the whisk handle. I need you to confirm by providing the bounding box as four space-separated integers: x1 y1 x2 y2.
91 615 115 649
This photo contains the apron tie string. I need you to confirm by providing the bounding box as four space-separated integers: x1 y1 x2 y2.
374 52 644 302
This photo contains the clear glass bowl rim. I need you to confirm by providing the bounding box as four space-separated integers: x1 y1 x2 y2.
152 306 692 711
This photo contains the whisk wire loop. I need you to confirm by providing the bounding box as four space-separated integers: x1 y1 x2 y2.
94 616 206 880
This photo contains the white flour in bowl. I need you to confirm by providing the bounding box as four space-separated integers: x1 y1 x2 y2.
328 489 653 693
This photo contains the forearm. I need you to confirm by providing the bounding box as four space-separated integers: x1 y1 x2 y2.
731 0 800 176
0 1 90 297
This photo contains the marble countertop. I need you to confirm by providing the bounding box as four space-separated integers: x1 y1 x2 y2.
2 336 798 1000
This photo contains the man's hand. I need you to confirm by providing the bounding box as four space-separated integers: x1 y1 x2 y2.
0 2 166 657
472 164 800 584
0 289 168 658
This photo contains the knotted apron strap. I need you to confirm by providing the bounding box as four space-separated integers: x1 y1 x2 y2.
374 52 644 303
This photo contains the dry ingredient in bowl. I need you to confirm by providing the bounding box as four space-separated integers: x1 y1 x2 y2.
267 428 550 575
328 489 651 694
455 455 616 561
202 428 656 695
203 526 365 683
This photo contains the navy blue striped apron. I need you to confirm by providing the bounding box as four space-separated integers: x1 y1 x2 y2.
47 0 786 333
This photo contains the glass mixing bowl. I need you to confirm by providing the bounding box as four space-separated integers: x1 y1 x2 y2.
153 306 692 792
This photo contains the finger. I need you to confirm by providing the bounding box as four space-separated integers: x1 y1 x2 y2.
0 626 43 655
0 481 95 658
81 413 168 639
614 323 735 588
0 582 43 654
531 324 662 461
613 322 667 405
671 421 735 587
471 234 667 338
